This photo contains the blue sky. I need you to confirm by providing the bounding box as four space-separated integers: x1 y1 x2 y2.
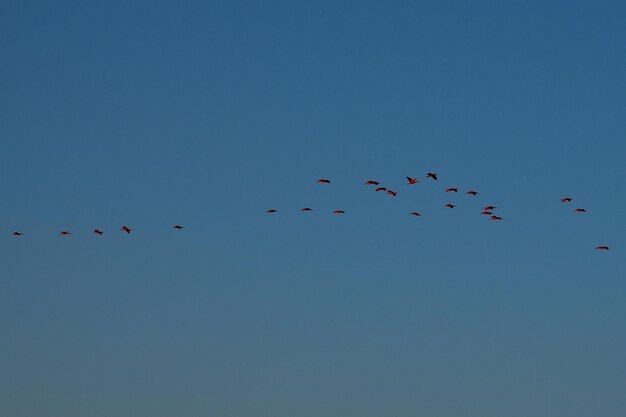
1 1 625 416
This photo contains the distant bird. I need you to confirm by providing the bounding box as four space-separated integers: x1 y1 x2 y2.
426 172 438 181
406 177 418 184
364 180 380 186
265 209 278 213
466 191 479 196
409 212 421 217
173 225 184 230
574 208 587 213
595 246 610 250
316 179 331 184
333 210 345 214
59 231 71 235
490 216 503 221
121 226 132 233
387 190 398 197
480 211 493 215
93 229 103 235
11 232 22 236
375 187 387 192
561 197 573 203
445 187 458 193
482 205 497 211
300 207 313 211
445 203 455 209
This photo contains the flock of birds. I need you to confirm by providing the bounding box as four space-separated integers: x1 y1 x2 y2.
264 172 611 251
6 172 611 251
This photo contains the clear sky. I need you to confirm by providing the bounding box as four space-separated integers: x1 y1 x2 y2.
1 1 625 416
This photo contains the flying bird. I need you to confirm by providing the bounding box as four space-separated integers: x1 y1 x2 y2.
426 172 438 181
387 190 398 197
316 179 331 184
406 177 418 184
561 197 573 203
490 216 503 221
300 207 313 211
121 226 132 233
409 212 422 217
480 211 493 215
466 191 479 196
595 246 610 250
445 188 458 193
574 208 587 213
375 187 387 192
482 205 497 211
93 229 103 235
265 209 278 213
11 232 22 236
332 210 345 214
59 231 71 235
445 203 455 209
364 180 380 186
173 225 184 230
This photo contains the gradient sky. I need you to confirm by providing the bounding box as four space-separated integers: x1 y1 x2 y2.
1 1 625 416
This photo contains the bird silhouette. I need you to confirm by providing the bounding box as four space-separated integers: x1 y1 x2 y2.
482 205 497 211
426 172 438 181
406 177 418 184
121 226 132 233
173 225 184 230
333 210 345 214
561 197 573 203
300 207 313 211
466 191 479 196
445 188 458 193
490 216 503 221
409 212 422 216
595 246 610 250
364 180 380 185
445 203 455 209
93 229 103 235
265 209 278 213
12 232 22 236
480 211 493 215
574 208 587 213
387 190 398 197
316 179 331 184
59 231 71 235
375 187 387 192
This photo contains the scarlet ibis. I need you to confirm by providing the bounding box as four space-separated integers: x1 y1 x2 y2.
490 216 503 221
173 225 184 229
121 226 132 233
375 187 387 192
595 246 610 250
300 207 313 211
406 177 418 184
93 229 103 235
445 188 458 193
480 211 493 215
445 203 455 208
409 212 421 216
333 210 345 214
466 191 479 195
574 208 587 213
265 209 278 213
364 180 379 185
387 190 398 197
60 231 71 235
561 197 573 203
426 172 438 180
317 179 331 184
12 232 22 236
483 205 496 211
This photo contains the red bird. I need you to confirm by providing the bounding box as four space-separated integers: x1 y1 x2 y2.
333 210 345 214
364 180 380 185
300 207 313 211
121 226 132 233
173 225 184 230
59 231 71 235
409 212 421 217
93 229 103 235
265 209 278 213
387 190 398 196
480 211 493 215
12 232 22 236
406 177 418 184
375 187 387 192
595 246 610 250
316 179 331 184
445 203 455 209
482 205 497 211
466 191 479 196
445 188 458 193
426 172 438 181
490 216 503 221
574 208 587 213
561 197 573 203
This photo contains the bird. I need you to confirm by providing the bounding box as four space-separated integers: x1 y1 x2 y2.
409 212 421 217
406 177 418 184
265 209 278 213
333 210 345 214
93 229 103 235
490 216 503 221
300 207 313 211
483 205 497 211
445 187 458 193
364 180 380 185
121 226 132 233
480 211 493 215
595 246 610 250
173 225 184 230
59 231 71 235
561 197 573 203
316 179 331 184
445 203 455 209
426 172 438 181
466 191 479 196
375 187 387 192
574 208 587 213
11 232 22 236
387 190 398 197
